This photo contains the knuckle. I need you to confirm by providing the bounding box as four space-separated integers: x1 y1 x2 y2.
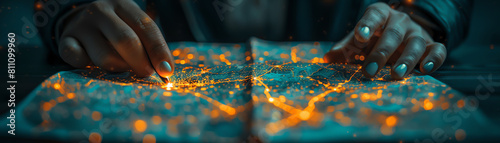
375 47 392 61
435 42 446 51
408 35 426 46
150 43 168 53
136 16 156 30
87 1 108 13
366 8 384 19
116 30 141 46
115 0 138 10
357 18 374 28
399 12 410 20
395 13 412 23
366 4 388 20
434 44 447 62
385 27 404 42
400 55 419 66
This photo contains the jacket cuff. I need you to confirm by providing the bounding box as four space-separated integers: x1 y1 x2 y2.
392 0 472 49
35 0 94 57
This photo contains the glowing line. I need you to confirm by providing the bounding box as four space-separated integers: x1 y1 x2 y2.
264 65 362 134
188 91 236 115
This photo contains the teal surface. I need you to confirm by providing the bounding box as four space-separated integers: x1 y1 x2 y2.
2 38 499 142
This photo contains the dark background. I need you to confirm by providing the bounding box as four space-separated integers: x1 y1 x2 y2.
1 0 499 117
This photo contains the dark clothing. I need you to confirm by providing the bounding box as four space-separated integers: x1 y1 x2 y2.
37 0 473 56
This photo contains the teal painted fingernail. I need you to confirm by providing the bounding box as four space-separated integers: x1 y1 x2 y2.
360 26 370 39
423 62 434 72
365 62 378 76
395 64 407 78
159 61 172 75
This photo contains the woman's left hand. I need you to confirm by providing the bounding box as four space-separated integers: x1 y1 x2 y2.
323 2 446 80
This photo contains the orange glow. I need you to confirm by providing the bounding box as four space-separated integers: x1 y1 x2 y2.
219 54 225 60
88 132 102 143
380 125 394 136
280 53 289 59
172 49 180 56
424 99 434 110
457 99 465 108
299 111 311 120
152 116 162 125
385 115 397 127
310 48 318 54
187 54 194 59
92 111 102 121
57 96 64 102
42 102 52 111
428 92 434 97
35 3 43 10
268 97 275 103
351 94 358 98
134 120 147 132
143 134 156 143
164 103 172 109
67 93 75 99
54 83 61 89
279 96 286 102
210 110 219 118
164 83 173 90
163 92 172 96
455 129 466 141
441 102 450 110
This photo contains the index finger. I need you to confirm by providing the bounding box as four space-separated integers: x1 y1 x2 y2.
114 0 175 78
354 2 391 44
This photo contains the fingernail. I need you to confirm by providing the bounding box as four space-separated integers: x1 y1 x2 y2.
394 64 407 78
423 62 434 72
360 26 370 39
159 61 172 76
365 62 378 76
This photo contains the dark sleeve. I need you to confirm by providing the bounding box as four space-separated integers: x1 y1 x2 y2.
396 0 474 49
35 0 94 57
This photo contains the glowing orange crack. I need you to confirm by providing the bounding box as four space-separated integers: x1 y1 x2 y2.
263 65 361 134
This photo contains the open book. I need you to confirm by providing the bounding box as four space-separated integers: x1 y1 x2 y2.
5 38 496 142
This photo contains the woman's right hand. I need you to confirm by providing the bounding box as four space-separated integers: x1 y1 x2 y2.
58 0 174 78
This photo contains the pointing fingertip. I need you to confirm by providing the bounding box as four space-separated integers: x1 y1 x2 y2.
158 61 172 77
162 76 170 83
